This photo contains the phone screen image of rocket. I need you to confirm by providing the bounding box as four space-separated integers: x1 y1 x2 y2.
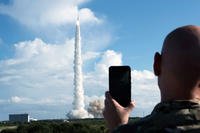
109 66 131 107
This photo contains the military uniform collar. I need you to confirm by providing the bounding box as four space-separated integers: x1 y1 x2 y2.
152 100 200 114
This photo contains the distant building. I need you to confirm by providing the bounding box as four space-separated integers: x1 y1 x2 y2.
29 117 38 122
9 113 30 123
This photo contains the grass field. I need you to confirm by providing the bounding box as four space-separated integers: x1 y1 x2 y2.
0 126 17 132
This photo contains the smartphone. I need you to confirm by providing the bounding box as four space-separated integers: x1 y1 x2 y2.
109 66 131 107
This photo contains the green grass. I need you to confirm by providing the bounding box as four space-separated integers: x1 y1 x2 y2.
0 126 17 132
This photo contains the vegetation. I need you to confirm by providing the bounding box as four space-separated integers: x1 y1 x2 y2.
0 117 140 133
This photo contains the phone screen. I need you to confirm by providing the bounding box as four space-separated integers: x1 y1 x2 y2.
109 66 131 107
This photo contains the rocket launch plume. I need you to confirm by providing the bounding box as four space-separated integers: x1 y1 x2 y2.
73 17 84 110
87 98 104 118
67 17 93 119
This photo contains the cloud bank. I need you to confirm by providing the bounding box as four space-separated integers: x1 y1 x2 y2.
0 0 100 28
0 0 160 120
0 38 159 120
0 0 111 46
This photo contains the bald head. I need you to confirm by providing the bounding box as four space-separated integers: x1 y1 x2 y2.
155 25 200 101
162 25 200 60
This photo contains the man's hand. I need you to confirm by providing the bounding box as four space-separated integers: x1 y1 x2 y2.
103 91 135 132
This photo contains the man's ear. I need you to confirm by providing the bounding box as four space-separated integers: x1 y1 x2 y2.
153 52 161 76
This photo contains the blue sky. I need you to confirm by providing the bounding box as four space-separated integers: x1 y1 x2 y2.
0 0 200 120
1 0 200 69
88 0 200 69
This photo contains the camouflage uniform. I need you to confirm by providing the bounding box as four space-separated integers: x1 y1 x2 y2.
113 100 200 133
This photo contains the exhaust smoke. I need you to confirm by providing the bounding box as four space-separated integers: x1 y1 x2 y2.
67 17 93 119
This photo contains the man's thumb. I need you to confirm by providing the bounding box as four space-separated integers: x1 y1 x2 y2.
127 101 135 112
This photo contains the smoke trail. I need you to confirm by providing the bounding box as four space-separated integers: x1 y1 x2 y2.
67 17 93 119
73 17 84 110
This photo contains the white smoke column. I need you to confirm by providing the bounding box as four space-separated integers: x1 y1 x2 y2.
73 16 84 110
67 17 93 119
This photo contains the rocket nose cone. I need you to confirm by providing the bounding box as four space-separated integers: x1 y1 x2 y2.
76 20 80 25
76 15 80 25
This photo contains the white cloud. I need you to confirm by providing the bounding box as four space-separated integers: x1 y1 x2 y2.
132 70 155 80
10 96 23 103
0 39 122 104
0 0 112 51
83 50 122 96
0 0 100 28
79 8 101 24
131 70 160 116
9 96 72 106
95 50 122 74
0 38 74 102
82 51 100 61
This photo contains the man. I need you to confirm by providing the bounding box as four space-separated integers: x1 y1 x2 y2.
103 25 200 133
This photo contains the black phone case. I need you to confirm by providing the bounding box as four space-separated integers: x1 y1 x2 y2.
109 66 131 107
